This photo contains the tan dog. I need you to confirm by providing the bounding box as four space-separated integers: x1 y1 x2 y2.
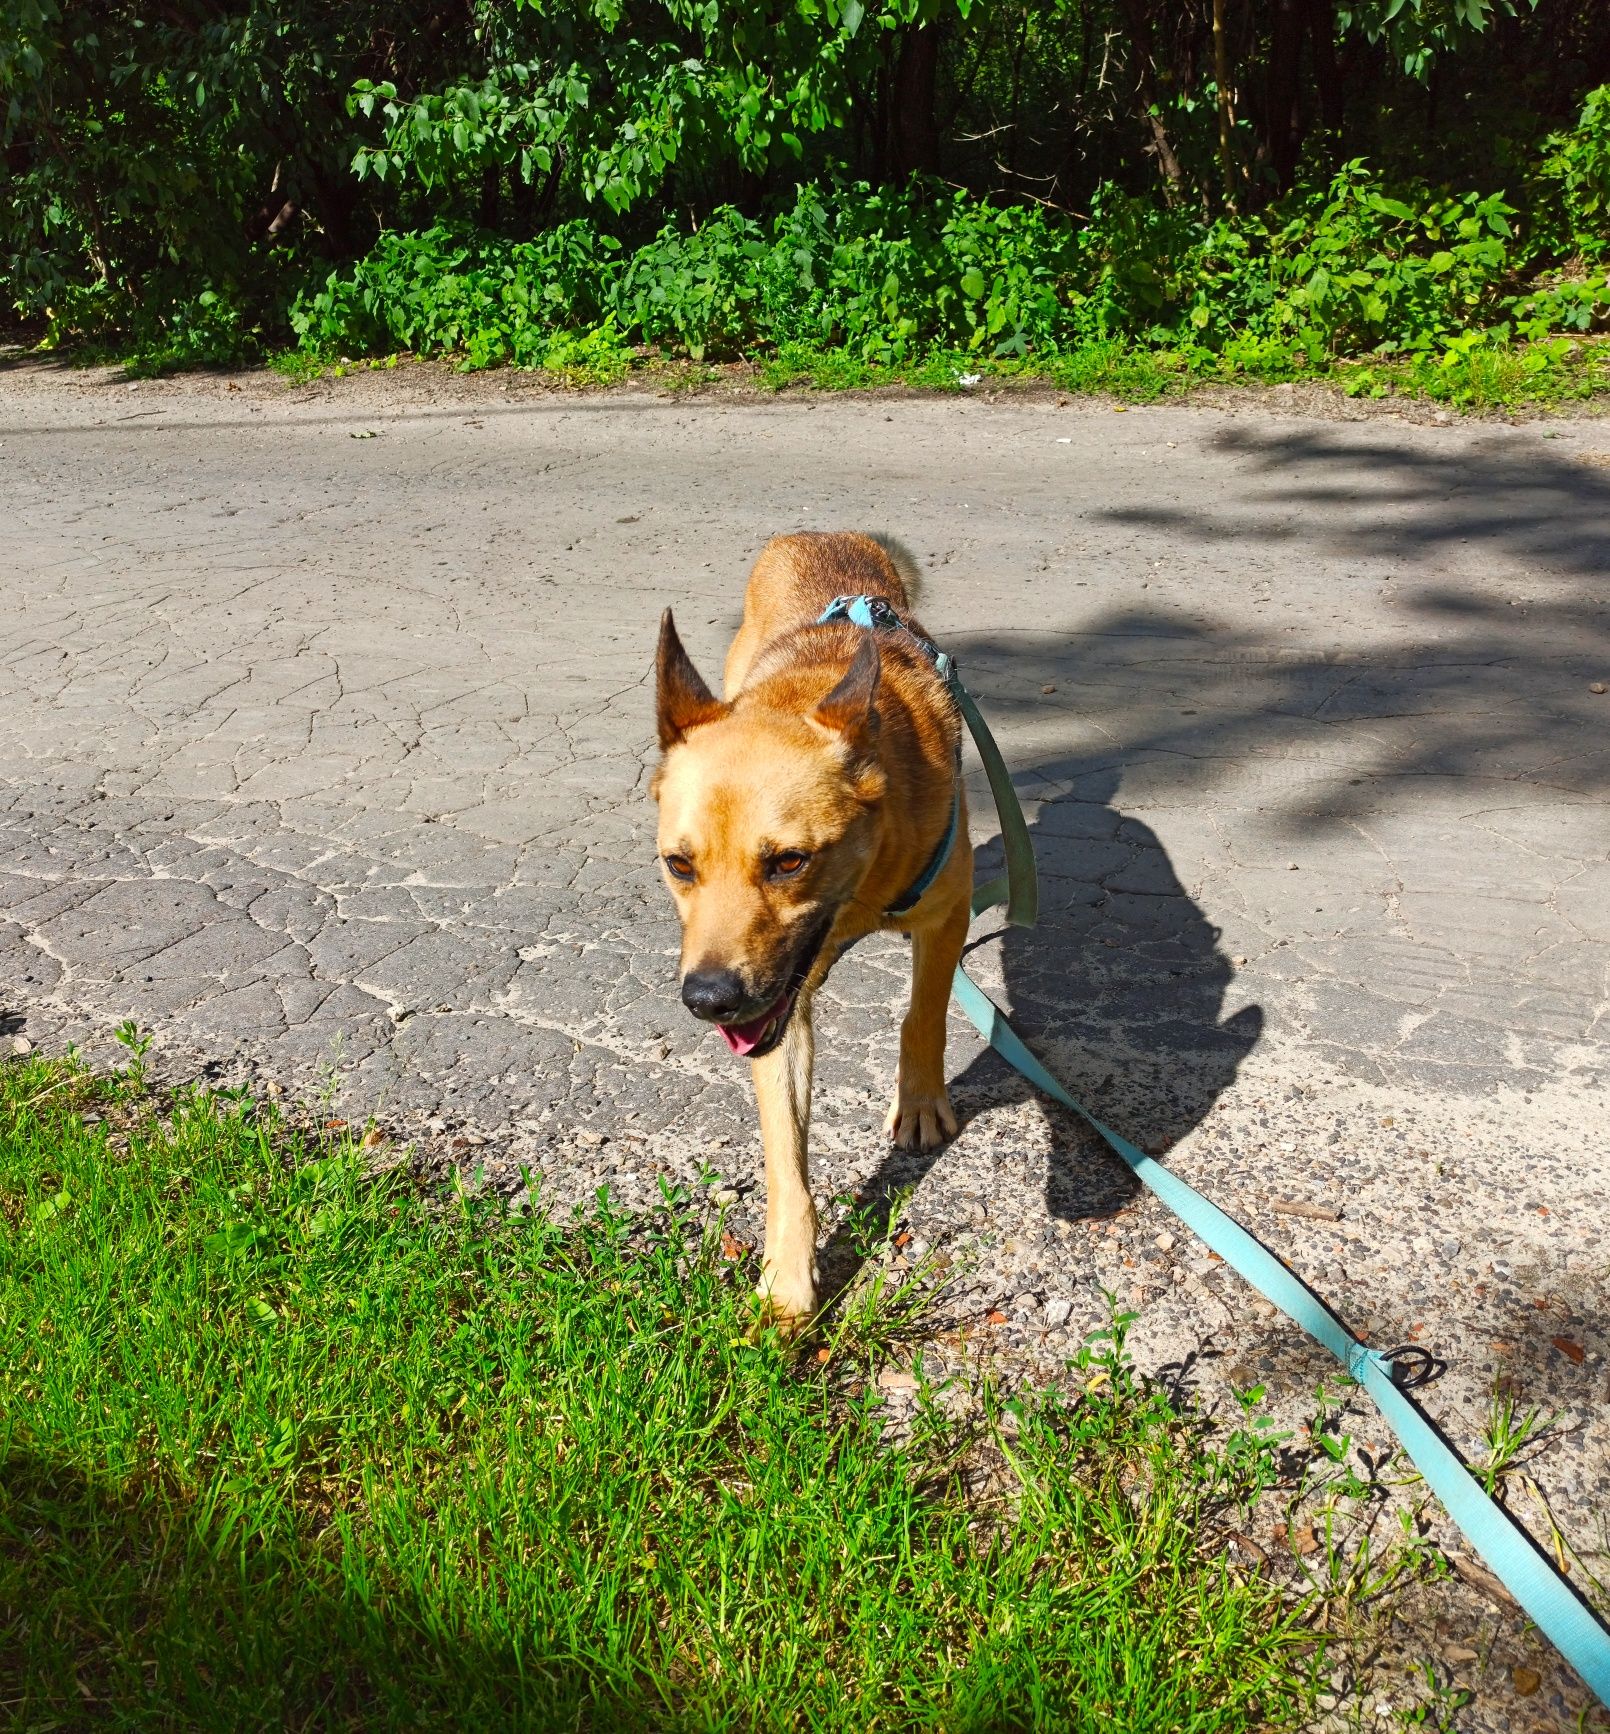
651 532 972 1327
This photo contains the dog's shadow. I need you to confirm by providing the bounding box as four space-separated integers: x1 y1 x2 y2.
819 763 1262 1302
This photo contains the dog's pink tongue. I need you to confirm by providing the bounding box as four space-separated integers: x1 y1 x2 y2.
717 994 787 1056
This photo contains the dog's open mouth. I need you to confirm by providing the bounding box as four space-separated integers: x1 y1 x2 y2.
713 915 833 1060
716 991 796 1058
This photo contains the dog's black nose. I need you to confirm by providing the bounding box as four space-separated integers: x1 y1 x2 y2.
681 968 746 1022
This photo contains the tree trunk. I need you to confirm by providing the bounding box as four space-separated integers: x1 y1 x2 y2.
1212 0 1238 209
1120 0 1184 196
1307 0 1343 138
1263 0 1304 189
887 23 942 181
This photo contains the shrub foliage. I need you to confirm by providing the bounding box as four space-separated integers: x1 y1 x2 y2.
3 0 1607 374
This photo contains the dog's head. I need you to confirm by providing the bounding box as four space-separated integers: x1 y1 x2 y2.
650 610 885 1058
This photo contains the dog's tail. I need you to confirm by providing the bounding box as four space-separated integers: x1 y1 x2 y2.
866 533 923 611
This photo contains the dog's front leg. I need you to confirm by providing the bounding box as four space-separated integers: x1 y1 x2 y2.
751 995 818 1328
887 884 971 1149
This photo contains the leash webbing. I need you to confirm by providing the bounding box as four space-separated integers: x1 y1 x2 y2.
943 667 1610 1708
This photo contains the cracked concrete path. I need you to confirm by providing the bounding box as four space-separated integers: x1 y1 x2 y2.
4 360 1609 1716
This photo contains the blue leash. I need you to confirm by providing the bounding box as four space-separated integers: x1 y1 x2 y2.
822 592 1610 1706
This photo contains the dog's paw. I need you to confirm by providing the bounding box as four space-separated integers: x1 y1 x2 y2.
885 1087 958 1151
754 1267 818 1338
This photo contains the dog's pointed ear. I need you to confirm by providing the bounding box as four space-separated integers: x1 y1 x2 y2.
656 609 727 750
814 633 881 748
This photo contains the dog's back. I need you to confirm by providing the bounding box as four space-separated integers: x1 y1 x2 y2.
724 532 923 698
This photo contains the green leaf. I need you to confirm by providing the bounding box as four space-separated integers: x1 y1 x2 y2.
960 266 986 299
34 1188 71 1223
207 1221 266 1256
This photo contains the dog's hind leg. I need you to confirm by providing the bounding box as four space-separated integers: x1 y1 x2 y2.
886 881 970 1150
751 997 819 1329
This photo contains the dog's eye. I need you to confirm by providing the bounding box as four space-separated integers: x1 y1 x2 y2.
664 854 695 882
769 850 809 879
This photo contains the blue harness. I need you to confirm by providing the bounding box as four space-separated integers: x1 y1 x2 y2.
817 593 961 918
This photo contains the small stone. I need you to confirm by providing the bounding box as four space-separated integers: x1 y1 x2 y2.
9 1035 31 1055
360 1127 385 1149
1287 861 1300 871
877 1367 918 1391
1443 1645 1479 1665
712 1187 740 1207
425 1116 447 1133
1044 1296 1073 1327
1153 1231 1175 1252
1040 683 1057 694
1511 1667 1541 1697
1232 955 1247 965
1590 681 1607 695
575 1128 606 1148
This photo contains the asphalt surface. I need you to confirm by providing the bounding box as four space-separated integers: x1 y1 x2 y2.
4 359 1608 1724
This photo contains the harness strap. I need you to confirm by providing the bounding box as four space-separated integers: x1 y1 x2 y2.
817 593 963 918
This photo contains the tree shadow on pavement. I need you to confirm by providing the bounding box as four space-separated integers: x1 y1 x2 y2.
1078 426 1610 832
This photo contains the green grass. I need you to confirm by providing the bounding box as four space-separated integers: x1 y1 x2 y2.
0 1050 1324 1731
752 335 1610 410
248 332 1610 412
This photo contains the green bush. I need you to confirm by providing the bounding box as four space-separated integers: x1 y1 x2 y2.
290 115 1610 381
289 222 620 365
1537 83 1610 263
292 185 1090 366
23 72 1610 394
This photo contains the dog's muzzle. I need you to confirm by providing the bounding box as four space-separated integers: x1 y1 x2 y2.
681 914 835 1059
